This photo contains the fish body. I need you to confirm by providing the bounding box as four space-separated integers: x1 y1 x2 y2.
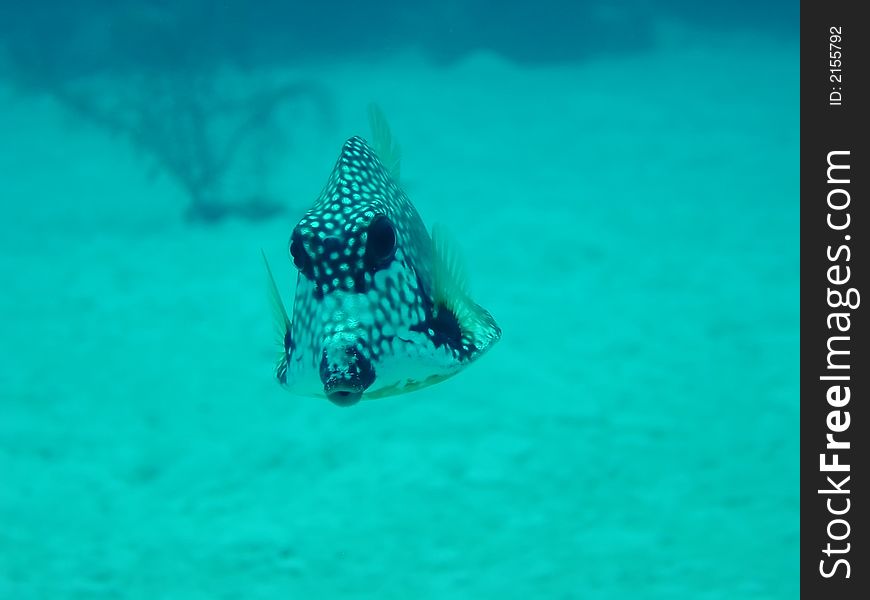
266 109 500 405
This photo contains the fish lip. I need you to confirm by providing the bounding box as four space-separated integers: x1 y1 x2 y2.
324 382 366 406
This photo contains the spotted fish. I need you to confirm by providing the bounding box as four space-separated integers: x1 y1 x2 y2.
264 106 501 406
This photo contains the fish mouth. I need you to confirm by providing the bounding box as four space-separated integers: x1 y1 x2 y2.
320 346 376 407
324 384 365 406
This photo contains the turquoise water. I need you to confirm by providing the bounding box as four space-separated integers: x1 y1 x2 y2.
1 4 797 598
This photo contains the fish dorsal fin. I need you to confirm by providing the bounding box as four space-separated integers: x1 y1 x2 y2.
261 249 291 340
368 103 401 180
430 225 501 350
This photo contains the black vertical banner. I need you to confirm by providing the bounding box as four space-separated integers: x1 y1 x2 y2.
801 1 868 597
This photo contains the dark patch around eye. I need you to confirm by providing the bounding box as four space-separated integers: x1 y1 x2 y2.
363 215 396 271
290 229 313 278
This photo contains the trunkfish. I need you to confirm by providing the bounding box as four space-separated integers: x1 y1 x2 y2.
264 106 501 406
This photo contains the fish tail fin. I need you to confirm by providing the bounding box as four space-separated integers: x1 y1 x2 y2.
368 103 401 180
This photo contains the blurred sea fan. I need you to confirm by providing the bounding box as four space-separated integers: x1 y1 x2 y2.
0 0 335 223
50 72 333 223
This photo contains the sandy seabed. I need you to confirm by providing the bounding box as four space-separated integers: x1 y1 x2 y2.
0 31 798 599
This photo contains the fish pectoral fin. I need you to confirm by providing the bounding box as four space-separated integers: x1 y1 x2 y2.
430 225 502 351
262 250 292 384
261 249 292 342
368 103 401 180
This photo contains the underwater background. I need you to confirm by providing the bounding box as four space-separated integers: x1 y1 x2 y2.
0 1 798 598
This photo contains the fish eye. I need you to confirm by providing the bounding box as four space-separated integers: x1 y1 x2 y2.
364 215 397 269
289 229 312 276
